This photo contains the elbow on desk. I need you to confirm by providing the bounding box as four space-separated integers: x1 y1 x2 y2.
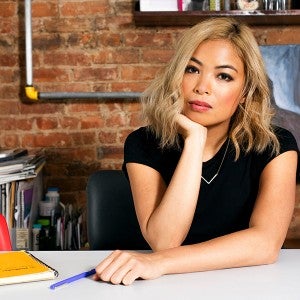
148 239 183 252
145 235 183 252
142 228 185 252
253 240 281 266
260 250 279 265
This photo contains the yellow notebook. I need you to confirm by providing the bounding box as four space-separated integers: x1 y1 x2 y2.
0 250 58 285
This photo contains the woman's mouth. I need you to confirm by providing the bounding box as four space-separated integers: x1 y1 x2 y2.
188 100 212 112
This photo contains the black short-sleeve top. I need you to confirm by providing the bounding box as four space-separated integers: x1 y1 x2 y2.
122 126 299 245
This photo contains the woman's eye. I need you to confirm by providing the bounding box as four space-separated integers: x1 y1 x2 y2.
185 65 199 74
218 73 233 81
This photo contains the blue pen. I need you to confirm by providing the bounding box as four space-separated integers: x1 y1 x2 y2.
49 268 96 290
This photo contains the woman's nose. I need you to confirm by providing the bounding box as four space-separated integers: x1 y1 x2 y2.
193 75 211 95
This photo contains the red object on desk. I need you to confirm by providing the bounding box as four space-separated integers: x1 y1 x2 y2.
0 214 12 251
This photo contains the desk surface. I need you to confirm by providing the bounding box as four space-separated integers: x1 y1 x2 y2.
1 249 300 300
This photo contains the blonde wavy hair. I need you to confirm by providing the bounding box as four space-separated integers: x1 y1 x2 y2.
141 17 279 159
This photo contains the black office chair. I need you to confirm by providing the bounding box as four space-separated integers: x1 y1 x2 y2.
87 170 150 250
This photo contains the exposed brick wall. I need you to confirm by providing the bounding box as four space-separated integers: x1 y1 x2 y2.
1 0 299 240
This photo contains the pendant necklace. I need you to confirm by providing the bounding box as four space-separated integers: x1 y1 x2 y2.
201 138 230 185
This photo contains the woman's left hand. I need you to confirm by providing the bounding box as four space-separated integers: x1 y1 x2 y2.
93 250 163 285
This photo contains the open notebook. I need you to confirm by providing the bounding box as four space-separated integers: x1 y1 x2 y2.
0 250 58 285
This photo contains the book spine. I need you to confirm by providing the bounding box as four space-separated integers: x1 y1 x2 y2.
177 0 183 11
210 0 221 10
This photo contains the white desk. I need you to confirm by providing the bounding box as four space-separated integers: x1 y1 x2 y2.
1 249 300 300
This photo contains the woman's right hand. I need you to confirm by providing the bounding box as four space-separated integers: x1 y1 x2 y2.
93 250 164 285
175 113 207 143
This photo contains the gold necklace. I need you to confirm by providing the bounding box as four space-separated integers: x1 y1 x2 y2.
201 139 230 185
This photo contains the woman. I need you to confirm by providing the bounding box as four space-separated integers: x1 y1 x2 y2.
93 17 299 285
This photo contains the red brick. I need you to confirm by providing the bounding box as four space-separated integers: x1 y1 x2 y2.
267 27 300 44
0 69 19 84
36 117 58 130
59 117 80 129
100 146 123 159
22 133 73 148
73 67 118 81
39 82 92 93
0 85 20 99
2 134 19 148
0 2 15 18
92 50 111 64
119 129 134 144
0 118 13 130
42 18 95 34
61 1 109 17
110 82 148 92
70 132 97 146
82 133 97 145
142 49 174 63
0 54 18 67
15 118 34 131
113 1 134 15
67 103 99 113
98 131 118 144
93 48 140 64
44 52 91 66
124 102 142 112
53 148 97 163
32 2 58 18
0 100 20 115
105 112 128 127
33 34 63 50
95 32 122 47
129 111 144 127
34 68 69 82
120 65 159 80
81 116 105 129
0 18 18 34
123 32 174 48
20 103 64 115
106 15 134 28
111 48 141 64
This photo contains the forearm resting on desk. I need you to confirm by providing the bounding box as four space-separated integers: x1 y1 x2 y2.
94 227 281 285
157 228 281 276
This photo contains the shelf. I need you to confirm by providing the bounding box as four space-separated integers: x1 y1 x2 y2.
134 9 300 26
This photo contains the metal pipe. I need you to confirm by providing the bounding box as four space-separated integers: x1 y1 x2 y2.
25 0 33 87
24 0 141 101
39 92 141 100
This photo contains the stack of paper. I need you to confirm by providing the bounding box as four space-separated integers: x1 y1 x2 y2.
0 150 45 250
0 151 45 185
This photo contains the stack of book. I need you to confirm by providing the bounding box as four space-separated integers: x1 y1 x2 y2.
0 149 45 250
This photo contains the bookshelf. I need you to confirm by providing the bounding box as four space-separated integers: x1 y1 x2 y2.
134 9 300 27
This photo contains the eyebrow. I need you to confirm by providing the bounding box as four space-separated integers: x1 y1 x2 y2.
190 57 239 73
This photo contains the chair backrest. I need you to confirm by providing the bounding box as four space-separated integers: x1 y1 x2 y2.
0 214 12 251
87 170 150 250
